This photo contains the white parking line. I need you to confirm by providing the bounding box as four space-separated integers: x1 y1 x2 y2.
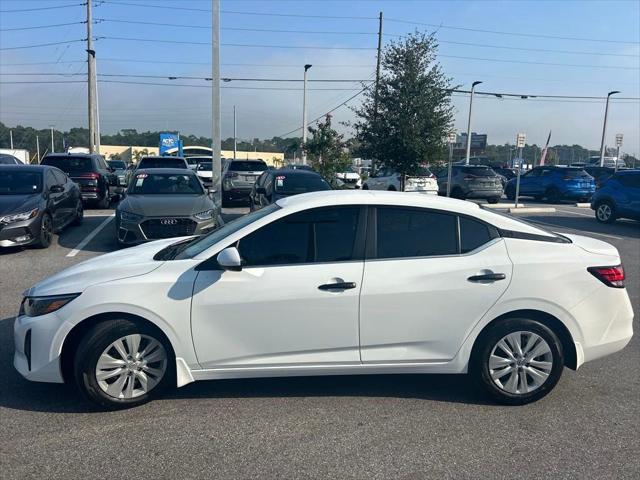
525 218 623 240
556 208 595 217
66 214 115 258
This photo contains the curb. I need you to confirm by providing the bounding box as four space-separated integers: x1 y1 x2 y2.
481 203 524 209
574 203 591 208
508 207 557 214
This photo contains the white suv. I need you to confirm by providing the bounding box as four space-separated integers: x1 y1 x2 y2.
362 165 438 194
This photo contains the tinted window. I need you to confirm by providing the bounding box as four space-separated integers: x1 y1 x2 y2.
128 173 203 195
376 208 457 259
461 167 496 177
0 154 19 165
52 169 67 184
197 162 212 171
45 171 57 189
274 173 331 194
0 171 42 194
108 160 126 169
559 168 590 178
229 161 268 172
42 156 92 172
239 207 360 266
138 158 187 169
617 173 640 188
460 216 497 253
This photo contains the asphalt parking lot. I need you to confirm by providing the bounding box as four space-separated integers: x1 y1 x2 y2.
1 201 638 479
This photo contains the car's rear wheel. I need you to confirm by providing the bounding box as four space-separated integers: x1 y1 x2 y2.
505 186 515 201
98 189 110 209
595 200 616 223
387 186 396 191
546 187 561 203
471 318 564 405
74 319 173 410
362 184 369 190
72 200 83 226
33 213 53 248
451 187 465 199
486 197 500 204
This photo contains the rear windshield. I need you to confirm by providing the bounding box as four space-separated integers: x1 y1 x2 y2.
42 156 92 172
138 158 187 169
561 168 591 178
107 160 126 169
0 171 43 194
229 161 268 172
411 165 432 176
128 173 203 195
274 173 331 194
461 166 496 177
197 162 212 170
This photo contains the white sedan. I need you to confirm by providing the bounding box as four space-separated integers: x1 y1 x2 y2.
14 191 633 409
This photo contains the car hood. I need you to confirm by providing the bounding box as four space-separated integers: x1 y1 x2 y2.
119 194 213 216
24 237 187 297
0 194 42 216
563 233 619 258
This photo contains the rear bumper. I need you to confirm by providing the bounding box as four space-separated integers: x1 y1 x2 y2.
464 189 503 199
223 186 253 200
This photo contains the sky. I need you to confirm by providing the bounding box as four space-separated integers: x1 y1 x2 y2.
0 0 639 156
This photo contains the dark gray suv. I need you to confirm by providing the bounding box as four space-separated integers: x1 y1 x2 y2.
437 165 504 203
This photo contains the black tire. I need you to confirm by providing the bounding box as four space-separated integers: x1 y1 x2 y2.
505 187 515 201
470 318 564 405
546 188 561 204
451 187 465 200
33 213 53 248
487 197 500 204
74 319 174 410
595 200 616 224
362 184 369 190
72 200 83 226
98 188 111 209
387 186 397 191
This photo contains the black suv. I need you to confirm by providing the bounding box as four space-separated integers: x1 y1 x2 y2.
41 153 116 208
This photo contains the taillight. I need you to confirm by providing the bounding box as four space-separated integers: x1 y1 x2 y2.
587 265 625 288
75 172 100 180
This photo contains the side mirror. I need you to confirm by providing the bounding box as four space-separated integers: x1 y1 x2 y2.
256 187 267 195
217 246 242 272
50 185 64 193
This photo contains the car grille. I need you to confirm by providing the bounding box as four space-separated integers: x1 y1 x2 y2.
141 218 196 239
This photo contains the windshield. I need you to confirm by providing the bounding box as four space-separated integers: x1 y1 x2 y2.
0 171 43 194
462 167 496 177
138 158 187 169
128 173 204 195
197 162 212 171
108 160 126 169
176 203 280 259
229 161 268 172
274 174 331 194
42 156 91 172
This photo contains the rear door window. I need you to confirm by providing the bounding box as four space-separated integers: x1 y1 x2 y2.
375 207 458 259
459 216 498 253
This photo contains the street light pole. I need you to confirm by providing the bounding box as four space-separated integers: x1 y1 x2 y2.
465 81 482 165
301 64 312 165
233 105 237 161
211 0 222 212
599 90 620 167
50 126 55 153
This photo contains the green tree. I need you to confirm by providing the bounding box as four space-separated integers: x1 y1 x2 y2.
304 114 350 186
352 31 454 179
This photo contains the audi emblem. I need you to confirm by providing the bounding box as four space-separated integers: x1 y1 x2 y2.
161 218 178 225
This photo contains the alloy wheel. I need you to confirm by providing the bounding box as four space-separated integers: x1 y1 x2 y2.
488 331 553 395
95 334 167 399
41 215 52 244
597 203 612 222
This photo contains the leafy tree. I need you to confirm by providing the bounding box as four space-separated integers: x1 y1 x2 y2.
352 31 454 179
304 114 350 186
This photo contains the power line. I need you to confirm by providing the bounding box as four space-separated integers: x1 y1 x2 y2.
438 53 639 70
97 0 211 12
385 17 640 45
0 39 86 51
0 72 371 82
0 2 86 13
0 21 87 32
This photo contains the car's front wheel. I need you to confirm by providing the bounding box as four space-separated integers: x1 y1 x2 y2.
471 318 564 405
34 213 53 248
72 200 83 226
595 200 616 223
74 319 173 409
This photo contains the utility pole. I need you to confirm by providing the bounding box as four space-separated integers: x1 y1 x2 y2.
211 0 222 211
50 126 55 153
86 0 97 153
9 130 13 149
599 90 620 166
465 81 482 165
372 11 383 175
301 64 312 165
233 105 237 161
36 135 40 162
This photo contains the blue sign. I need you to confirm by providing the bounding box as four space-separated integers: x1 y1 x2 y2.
159 133 182 156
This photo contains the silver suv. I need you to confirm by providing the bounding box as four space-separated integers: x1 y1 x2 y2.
437 165 503 203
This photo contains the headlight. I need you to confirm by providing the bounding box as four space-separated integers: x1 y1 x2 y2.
0 208 39 225
194 209 214 220
20 293 80 317
118 210 144 222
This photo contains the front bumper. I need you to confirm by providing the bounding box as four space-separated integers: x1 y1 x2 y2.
117 215 217 245
14 311 66 383
223 185 253 200
0 215 42 248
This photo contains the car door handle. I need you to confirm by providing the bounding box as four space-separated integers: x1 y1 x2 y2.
318 282 357 291
467 273 506 282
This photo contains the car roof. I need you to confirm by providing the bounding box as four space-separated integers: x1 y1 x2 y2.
0 164 51 172
275 190 555 237
139 156 186 161
272 168 321 176
42 153 96 158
